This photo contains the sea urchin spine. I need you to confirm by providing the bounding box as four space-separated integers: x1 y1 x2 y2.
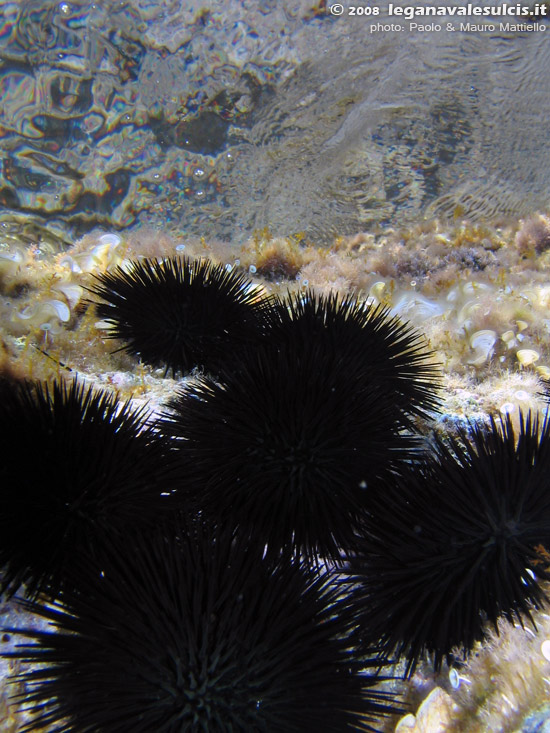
160 340 420 563
347 412 550 675
90 256 271 376
261 290 441 425
0 377 178 600
6 523 399 732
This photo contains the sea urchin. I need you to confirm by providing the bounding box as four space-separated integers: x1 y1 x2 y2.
160 340 419 563
347 412 550 675
6 524 398 732
0 377 177 599
262 291 441 426
90 256 270 376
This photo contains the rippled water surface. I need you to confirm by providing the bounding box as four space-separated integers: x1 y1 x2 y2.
1 0 549 247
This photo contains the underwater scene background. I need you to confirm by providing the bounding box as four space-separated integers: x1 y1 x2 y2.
2 0 550 245
2 0 550 731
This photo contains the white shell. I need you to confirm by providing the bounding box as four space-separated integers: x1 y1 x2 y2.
98 233 121 247
468 330 496 365
517 349 540 367
53 283 83 310
41 299 71 322
392 293 445 320
14 299 70 328
0 249 23 264
501 330 516 348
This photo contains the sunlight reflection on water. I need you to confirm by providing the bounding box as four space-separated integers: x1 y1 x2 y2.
0 0 549 247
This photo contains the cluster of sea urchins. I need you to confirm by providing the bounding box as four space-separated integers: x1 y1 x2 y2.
3 253 550 730
1 256 409 731
0 373 398 731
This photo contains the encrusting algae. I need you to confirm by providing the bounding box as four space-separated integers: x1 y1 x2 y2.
1 212 550 413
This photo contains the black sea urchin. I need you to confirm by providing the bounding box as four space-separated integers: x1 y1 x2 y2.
0 378 177 599
160 342 419 563
6 525 398 732
91 256 269 376
262 291 441 425
347 412 550 675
